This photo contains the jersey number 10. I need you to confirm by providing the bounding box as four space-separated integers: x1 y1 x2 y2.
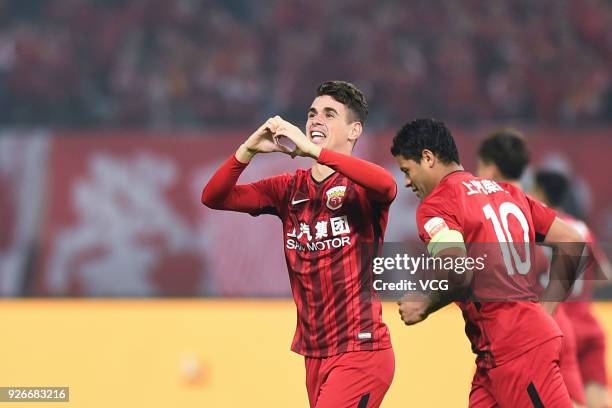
483 202 531 275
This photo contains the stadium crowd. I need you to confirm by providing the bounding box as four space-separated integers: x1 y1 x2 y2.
0 0 610 127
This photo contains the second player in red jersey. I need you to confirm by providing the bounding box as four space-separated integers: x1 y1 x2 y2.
202 81 395 407
390 119 584 407
477 129 586 406
532 170 612 408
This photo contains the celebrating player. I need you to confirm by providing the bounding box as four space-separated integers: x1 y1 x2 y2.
202 81 396 407
477 129 586 407
532 170 612 408
390 119 584 407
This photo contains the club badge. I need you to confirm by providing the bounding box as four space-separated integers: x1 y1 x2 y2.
325 186 346 210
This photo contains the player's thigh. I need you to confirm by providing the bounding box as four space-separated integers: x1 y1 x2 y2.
490 338 573 408
315 349 394 408
305 357 324 408
559 336 586 405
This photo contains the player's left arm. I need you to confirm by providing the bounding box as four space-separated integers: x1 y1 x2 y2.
399 199 472 325
274 119 397 202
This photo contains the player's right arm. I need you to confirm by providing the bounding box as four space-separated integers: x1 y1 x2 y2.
201 118 292 214
589 235 612 288
529 199 586 313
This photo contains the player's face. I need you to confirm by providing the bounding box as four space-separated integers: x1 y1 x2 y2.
306 95 359 151
394 155 432 200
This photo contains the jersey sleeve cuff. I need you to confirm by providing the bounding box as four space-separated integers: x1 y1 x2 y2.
232 153 251 168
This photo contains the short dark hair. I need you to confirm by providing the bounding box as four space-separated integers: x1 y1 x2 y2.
316 81 368 124
534 170 569 207
390 118 460 164
478 129 530 180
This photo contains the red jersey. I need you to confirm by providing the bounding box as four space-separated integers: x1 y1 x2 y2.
416 171 562 368
202 148 395 357
557 213 609 345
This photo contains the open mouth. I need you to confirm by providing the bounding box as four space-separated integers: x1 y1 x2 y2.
310 130 327 145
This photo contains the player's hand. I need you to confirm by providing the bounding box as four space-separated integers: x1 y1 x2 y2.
273 117 322 159
398 293 431 325
236 117 293 162
245 116 294 154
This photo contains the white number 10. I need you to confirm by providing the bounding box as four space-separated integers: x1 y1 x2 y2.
483 202 531 275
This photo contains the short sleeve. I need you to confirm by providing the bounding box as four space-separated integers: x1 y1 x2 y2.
526 195 557 241
416 191 464 245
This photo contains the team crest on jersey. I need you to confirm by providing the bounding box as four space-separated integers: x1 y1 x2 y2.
424 217 449 238
325 186 346 210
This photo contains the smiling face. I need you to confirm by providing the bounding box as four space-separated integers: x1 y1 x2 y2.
306 95 362 153
394 153 437 200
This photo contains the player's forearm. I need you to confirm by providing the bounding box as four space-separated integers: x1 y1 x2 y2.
235 143 258 163
425 288 461 315
317 148 397 202
541 218 585 300
425 266 471 313
201 154 257 211
541 244 584 301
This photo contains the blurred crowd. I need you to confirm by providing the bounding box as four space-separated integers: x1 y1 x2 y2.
0 0 611 128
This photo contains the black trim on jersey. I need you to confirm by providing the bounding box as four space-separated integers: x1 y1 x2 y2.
357 393 370 408
527 382 545 408
310 170 338 185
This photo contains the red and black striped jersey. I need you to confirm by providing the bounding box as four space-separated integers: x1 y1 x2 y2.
202 148 396 357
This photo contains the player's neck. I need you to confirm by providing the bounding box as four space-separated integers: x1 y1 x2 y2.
311 162 335 182
438 163 464 182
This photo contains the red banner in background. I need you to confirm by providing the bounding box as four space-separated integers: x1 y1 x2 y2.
32 129 612 296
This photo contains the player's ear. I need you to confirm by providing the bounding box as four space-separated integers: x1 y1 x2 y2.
348 121 362 144
422 149 436 168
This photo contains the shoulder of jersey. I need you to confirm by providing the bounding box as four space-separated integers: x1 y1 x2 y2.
424 172 467 202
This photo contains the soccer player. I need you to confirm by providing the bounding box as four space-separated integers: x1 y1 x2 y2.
202 81 396 407
477 129 586 407
532 170 611 408
390 119 584 407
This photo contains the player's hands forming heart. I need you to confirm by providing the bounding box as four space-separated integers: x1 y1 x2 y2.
243 117 293 155
272 116 322 159
242 116 322 159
